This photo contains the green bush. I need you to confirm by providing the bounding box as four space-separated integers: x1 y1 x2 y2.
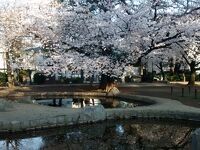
167 75 181 81
141 72 154 82
71 77 83 83
196 74 200 81
33 73 46 84
0 72 8 86
63 77 83 84
125 76 133 83
18 70 29 83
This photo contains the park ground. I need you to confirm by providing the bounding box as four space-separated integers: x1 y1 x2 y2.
1 82 200 108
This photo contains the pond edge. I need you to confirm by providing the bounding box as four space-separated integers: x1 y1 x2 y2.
0 92 200 133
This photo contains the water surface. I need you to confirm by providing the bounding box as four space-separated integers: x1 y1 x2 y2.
34 97 151 108
0 120 199 150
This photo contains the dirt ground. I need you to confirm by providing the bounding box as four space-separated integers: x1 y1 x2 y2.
1 83 200 108
119 86 200 108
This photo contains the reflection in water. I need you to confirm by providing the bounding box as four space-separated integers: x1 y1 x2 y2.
192 128 200 150
35 97 146 109
0 137 43 150
0 120 199 150
115 124 124 136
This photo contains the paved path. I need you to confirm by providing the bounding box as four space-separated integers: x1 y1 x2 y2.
119 83 170 87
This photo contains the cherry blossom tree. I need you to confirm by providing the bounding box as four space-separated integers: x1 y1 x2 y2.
110 0 200 84
0 0 59 87
1 0 200 88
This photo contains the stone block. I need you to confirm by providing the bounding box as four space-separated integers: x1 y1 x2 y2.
79 105 106 123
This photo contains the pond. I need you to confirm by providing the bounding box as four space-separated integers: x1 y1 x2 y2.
33 97 151 109
0 120 200 150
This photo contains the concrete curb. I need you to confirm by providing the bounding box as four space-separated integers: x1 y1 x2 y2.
1 91 108 98
0 92 200 132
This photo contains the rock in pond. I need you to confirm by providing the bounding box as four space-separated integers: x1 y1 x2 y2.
79 105 106 123
107 87 120 96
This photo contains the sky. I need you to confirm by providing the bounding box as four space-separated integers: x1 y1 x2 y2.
0 0 53 7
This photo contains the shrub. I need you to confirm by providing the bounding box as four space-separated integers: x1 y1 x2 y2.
125 76 133 83
63 77 83 84
33 73 46 84
0 72 8 86
71 77 83 83
196 74 200 81
167 75 181 81
18 70 29 83
141 72 154 82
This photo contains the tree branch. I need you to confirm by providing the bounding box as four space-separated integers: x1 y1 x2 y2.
156 32 183 45
181 52 190 65
195 61 200 67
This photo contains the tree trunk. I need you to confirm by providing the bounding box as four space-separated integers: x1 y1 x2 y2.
139 63 144 76
89 74 94 85
80 69 84 83
99 74 114 91
188 71 196 85
159 62 166 81
161 69 165 81
182 73 186 82
188 61 196 85
5 52 14 88
27 69 32 85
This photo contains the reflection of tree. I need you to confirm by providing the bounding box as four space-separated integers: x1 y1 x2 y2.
73 98 84 108
3 140 21 150
0 121 196 150
125 124 193 150
41 135 72 150
40 123 107 150
94 122 194 150
173 129 193 149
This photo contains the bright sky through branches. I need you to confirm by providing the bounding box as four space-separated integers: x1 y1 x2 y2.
0 0 53 7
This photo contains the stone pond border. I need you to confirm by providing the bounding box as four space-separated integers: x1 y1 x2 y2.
1 92 200 132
